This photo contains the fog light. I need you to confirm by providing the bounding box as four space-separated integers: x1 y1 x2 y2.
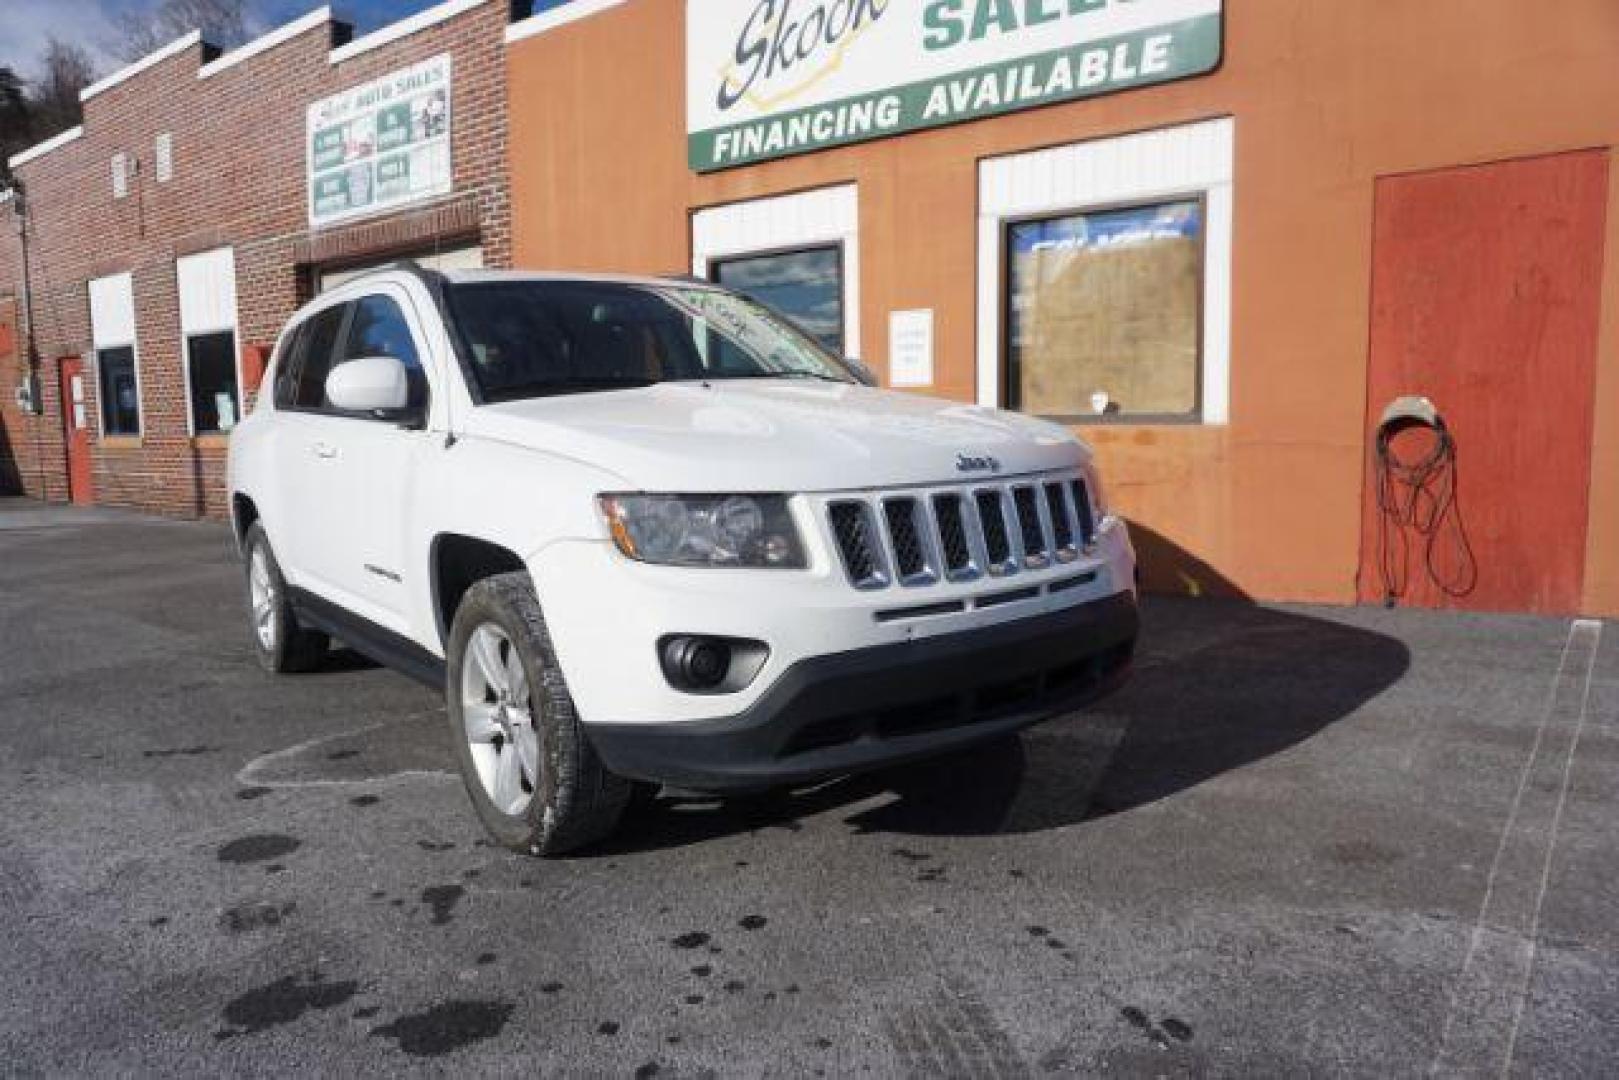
661 636 732 691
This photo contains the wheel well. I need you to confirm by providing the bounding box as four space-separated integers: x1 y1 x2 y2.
231 494 259 547
432 534 528 647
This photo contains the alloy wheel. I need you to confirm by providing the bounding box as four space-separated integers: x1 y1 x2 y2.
460 623 541 816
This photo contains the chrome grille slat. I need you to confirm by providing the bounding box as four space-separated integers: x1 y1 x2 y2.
1011 485 1049 569
974 490 1016 575
931 493 980 581
1045 481 1078 562
1070 478 1097 550
882 497 939 587
826 472 1092 591
828 500 889 589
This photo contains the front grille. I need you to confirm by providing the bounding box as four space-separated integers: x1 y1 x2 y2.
825 470 1094 592
1012 485 1048 567
1071 479 1097 549
829 501 884 587
933 494 972 574
882 498 930 582
975 491 1011 570
1045 482 1074 555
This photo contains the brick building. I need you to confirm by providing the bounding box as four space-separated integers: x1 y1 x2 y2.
0 0 520 516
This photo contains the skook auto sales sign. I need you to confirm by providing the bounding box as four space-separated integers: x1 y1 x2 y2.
307 55 453 227
687 0 1223 171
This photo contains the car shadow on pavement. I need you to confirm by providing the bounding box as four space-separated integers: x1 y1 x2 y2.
599 526 1412 854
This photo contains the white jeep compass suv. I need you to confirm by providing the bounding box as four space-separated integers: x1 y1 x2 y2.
229 265 1137 855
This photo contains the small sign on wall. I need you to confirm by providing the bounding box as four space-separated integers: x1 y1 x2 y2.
889 309 934 388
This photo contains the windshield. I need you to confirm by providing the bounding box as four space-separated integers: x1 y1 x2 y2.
445 281 858 403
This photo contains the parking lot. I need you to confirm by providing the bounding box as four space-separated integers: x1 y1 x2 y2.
0 500 1614 1077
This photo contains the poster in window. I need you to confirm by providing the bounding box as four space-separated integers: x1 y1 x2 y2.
1008 200 1203 419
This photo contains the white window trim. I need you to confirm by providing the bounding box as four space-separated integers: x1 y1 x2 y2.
88 273 145 438
976 117 1235 424
691 183 862 359
176 247 243 437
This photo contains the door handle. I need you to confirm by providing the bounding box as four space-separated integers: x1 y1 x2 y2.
311 441 338 460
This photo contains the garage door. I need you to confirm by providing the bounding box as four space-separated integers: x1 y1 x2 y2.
317 244 484 292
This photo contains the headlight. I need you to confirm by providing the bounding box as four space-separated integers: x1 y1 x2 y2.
598 494 807 568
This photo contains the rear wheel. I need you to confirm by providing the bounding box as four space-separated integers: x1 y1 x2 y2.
445 573 630 856
243 523 329 674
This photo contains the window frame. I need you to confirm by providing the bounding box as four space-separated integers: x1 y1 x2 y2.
279 301 355 418
277 291 432 425
94 343 143 437
691 183 862 361
999 192 1209 426
176 247 244 437
182 328 244 435
708 241 848 357
87 272 144 439
975 118 1236 425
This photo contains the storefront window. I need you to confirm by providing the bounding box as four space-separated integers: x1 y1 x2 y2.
186 331 241 433
1006 199 1204 420
711 245 844 354
96 346 140 435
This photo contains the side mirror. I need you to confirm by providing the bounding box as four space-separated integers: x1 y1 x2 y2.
843 356 879 387
326 356 411 417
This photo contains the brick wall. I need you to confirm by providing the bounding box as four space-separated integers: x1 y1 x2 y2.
0 0 512 518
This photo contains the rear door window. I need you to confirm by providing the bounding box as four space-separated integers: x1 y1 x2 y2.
289 304 350 410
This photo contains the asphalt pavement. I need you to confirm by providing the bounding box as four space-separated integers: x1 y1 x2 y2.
0 501 1614 1076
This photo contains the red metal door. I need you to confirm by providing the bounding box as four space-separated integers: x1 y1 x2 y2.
1358 151 1609 614
58 356 94 506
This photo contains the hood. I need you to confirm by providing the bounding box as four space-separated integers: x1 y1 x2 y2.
462 381 1087 492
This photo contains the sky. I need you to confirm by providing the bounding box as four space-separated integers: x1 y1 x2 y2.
1 0 452 80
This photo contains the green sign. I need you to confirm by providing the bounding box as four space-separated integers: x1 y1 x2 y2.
686 0 1223 172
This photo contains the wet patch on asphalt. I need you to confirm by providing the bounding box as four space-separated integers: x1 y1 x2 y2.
1119 1005 1195 1048
220 901 296 932
421 884 465 925
218 834 300 865
370 1000 514 1056
215 972 359 1039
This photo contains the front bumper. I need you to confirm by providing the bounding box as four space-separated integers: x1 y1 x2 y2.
584 590 1137 791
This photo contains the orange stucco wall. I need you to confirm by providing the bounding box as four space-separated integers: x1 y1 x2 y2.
507 0 1619 614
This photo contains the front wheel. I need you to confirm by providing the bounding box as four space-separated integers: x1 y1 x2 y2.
243 523 329 674
445 572 631 856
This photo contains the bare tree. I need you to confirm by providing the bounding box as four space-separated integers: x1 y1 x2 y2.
111 0 253 62
0 67 32 185
26 39 96 147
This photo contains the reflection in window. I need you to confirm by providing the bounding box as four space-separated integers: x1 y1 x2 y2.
1007 199 1203 420
290 305 348 409
343 295 427 409
712 245 844 354
187 331 240 433
96 345 140 435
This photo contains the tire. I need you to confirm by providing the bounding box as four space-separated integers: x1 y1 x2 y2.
243 522 329 674
445 572 631 856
